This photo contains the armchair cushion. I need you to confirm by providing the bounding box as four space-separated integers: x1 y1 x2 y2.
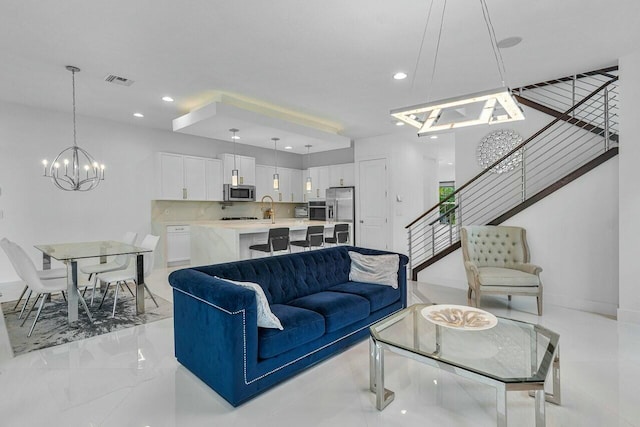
477 267 541 287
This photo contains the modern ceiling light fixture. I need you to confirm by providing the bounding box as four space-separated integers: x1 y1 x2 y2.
42 66 105 191
305 145 312 193
272 137 280 191
229 128 240 187
391 0 524 136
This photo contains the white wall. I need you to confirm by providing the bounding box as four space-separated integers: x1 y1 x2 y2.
618 51 640 323
418 155 619 316
0 100 302 282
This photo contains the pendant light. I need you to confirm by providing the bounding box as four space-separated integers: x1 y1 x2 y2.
229 128 239 187
305 145 312 192
42 66 105 191
272 137 280 190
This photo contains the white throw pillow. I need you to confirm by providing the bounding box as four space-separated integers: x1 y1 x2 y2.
348 251 399 289
215 277 283 330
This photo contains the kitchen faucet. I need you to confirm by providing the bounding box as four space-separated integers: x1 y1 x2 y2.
261 195 275 224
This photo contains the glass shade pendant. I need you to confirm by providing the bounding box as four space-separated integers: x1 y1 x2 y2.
272 137 280 191
42 66 105 191
305 145 312 192
229 128 239 187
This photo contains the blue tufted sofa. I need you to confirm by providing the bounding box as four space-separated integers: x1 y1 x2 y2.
168 245 408 406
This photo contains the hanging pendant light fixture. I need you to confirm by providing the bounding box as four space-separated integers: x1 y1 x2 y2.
272 137 280 191
42 66 105 191
305 145 313 193
229 128 240 187
391 0 524 136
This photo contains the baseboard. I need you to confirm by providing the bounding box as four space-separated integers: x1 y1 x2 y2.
617 308 640 324
545 293 618 318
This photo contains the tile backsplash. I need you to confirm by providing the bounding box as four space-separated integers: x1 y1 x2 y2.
151 200 303 222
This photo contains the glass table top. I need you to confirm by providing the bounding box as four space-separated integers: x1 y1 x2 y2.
35 240 151 261
370 304 559 384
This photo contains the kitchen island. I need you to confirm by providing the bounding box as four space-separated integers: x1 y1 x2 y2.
189 219 348 266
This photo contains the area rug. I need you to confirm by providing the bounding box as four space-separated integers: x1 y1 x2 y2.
1 291 172 356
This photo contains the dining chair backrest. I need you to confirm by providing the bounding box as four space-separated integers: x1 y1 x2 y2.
268 228 290 252
0 238 19 275
307 226 325 247
138 234 160 277
334 223 350 244
9 242 48 293
114 231 138 267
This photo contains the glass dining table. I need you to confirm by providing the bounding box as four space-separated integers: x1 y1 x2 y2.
34 240 152 324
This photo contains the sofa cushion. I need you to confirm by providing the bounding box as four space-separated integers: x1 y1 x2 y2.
258 304 325 359
328 281 400 312
477 267 540 287
288 291 370 333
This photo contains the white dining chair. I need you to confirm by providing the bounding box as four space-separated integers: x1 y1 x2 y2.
1 238 67 316
81 231 138 305
97 234 160 318
10 241 93 337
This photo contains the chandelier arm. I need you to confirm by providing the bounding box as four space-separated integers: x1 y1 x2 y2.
480 0 507 87
411 0 436 90
427 0 448 101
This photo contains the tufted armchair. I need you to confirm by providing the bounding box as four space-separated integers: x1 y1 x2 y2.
461 225 543 315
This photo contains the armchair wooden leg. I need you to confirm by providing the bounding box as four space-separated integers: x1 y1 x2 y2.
537 296 543 316
475 291 481 309
508 295 512 301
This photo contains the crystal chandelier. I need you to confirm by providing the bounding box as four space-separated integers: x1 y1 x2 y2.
42 66 105 191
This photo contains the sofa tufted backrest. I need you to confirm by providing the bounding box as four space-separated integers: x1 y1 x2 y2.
460 225 530 268
191 246 406 305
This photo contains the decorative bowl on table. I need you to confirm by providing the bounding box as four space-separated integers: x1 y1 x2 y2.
421 304 498 331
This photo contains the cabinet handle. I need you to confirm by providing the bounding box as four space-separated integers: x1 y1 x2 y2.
239 176 244 185
304 194 307 202
340 178 344 186
291 193 294 202
182 188 187 199
316 189 319 198
278 192 282 202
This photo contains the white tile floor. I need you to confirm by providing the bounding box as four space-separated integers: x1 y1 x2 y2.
1 269 639 427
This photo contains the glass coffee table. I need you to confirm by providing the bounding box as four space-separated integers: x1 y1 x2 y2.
369 304 560 426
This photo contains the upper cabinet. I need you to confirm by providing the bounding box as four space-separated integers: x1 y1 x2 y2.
255 164 273 200
220 154 256 186
157 153 222 201
308 166 330 199
329 163 355 187
256 165 304 203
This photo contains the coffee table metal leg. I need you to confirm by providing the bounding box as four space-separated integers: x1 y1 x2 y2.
529 346 561 405
370 337 394 410
535 389 546 427
496 384 507 427
135 254 145 314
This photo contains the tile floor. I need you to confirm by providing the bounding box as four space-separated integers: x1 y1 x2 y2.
1 268 639 427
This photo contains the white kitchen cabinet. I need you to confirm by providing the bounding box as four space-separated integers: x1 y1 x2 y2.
309 166 329 199
221 154 256 186
205 158 223 201
255 164 274 200
157 152 207 200
329 163 355 187
166 225 191 266
290 168 303 202
275 168 291 202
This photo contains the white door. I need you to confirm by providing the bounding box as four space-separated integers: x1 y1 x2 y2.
358 158 388 250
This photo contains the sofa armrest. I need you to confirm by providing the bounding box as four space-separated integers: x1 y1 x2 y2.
512 263 543 275
169 268 257 313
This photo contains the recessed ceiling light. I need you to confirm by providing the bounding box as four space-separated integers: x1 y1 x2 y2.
284 146 293 150
133 112 144 118
430 135 438 139
395 121 405 126
393 72 408 80
162 96 174 102
497 36 523 49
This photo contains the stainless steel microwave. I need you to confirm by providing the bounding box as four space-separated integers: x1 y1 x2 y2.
223 184 256 201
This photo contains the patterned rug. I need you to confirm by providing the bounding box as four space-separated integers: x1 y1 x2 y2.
1 290 173 356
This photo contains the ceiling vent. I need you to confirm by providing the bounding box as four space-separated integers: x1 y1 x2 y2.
104 74 135 86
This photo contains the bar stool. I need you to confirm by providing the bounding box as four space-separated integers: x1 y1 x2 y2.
290 225 325 251
325 223 350 246
249 228 291 256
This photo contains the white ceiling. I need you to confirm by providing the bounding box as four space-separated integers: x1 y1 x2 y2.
0 0 638 153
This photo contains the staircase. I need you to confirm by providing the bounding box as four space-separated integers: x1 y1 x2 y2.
406 67 619 280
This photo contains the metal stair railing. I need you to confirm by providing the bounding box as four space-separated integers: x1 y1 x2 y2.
406 74 618 277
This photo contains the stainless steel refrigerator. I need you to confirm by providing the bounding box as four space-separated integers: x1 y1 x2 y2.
326 186 355 245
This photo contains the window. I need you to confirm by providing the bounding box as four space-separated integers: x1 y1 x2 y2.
439 181 456 224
